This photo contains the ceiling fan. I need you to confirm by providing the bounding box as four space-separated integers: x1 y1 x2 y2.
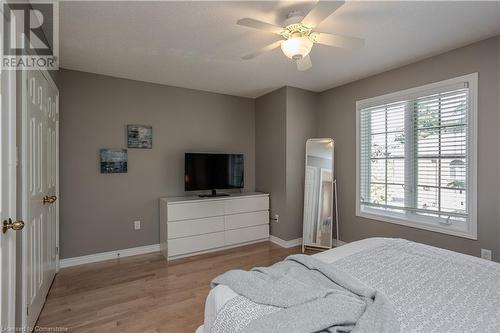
237 1 364 71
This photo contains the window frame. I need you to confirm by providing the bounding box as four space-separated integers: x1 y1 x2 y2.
355 73 478 239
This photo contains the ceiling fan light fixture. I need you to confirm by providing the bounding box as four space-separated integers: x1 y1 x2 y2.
281 36 313 60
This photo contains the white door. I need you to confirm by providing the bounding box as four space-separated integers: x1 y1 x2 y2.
1 61 22 330
22 69 58 328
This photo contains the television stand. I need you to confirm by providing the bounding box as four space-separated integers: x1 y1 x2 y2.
199 190 230 198
159 192 270 261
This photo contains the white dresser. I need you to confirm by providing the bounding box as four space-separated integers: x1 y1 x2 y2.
159 192 269 260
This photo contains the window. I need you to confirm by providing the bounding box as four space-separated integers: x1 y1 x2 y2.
356 74 477 239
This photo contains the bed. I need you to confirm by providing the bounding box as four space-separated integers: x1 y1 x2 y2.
196 238 500 333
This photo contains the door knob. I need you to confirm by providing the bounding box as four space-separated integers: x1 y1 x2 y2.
2 218 25 234
43 195 57 205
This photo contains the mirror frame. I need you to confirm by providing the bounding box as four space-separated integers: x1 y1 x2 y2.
302 138 335 252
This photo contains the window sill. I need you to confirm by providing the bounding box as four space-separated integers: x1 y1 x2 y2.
356 208 477 240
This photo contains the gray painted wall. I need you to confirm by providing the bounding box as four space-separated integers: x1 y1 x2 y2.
59 36 499 260
255 86 317 241
285 87 318 240
59 69 255 258
317 36 500 261
255 87 288 239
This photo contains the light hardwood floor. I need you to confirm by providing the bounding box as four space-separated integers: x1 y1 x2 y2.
37 241 301 333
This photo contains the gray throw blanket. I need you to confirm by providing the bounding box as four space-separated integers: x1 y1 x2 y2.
212 254 399 333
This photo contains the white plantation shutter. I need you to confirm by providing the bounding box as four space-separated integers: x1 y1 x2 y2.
357 74 477 238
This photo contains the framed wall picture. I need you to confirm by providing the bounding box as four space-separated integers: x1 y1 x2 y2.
127 125 152 149
100 149 128 173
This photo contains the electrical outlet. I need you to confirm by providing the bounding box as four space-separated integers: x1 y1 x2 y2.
274 214 279 223
134 220 141 230
481 248 492 261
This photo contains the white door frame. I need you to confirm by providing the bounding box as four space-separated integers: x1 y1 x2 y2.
20 67 59 328
1 57 18 331
55 91 59 273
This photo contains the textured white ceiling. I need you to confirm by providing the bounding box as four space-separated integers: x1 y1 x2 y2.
60 1 500 98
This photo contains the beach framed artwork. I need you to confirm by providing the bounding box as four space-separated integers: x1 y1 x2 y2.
100 149 128 173
127 125 152 149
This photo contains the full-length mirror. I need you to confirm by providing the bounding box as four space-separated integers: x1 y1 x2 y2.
302 138 335 252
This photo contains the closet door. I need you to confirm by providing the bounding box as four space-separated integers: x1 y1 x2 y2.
23 69 59 328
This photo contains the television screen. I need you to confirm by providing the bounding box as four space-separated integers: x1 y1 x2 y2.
185 153 244 191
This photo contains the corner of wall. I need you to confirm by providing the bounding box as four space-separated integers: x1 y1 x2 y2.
255 85 320 241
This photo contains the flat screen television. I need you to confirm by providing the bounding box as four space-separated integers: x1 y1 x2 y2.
185 153 244 196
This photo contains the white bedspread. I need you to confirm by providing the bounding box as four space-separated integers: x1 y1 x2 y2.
198 238 500 332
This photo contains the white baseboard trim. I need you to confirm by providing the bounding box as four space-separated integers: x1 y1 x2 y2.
269 235 303 248
60 244 160 268
333 239 347 247
269 236 347 249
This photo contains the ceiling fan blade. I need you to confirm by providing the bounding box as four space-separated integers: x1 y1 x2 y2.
297 55 312 71
315 33 365 49
241 40 284 60
301 1 345 28
237 18 284 34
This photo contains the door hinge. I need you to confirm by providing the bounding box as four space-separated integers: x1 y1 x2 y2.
56 246 59 255
26 306 29 316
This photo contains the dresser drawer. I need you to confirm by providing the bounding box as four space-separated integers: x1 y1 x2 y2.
224 196 269 215
225 225 269 246
168 216 224 239
168 200 225 221
168 232 225 257
225 211 269 230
